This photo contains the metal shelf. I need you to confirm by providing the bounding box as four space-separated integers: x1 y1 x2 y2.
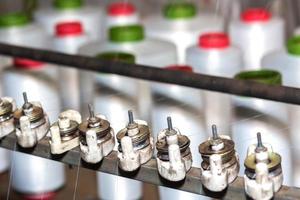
0 134 299 200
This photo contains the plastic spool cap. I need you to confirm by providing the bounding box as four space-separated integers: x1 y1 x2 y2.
96 52 135 64
54 0 83 10
23 192 56 200
241 8 271 23
0 12 29 28
163 2 196 19
287 36 300 56
55 22 83 37
108 2 136 16
14 58 44 69
109 25 144 42
165 65 193 72
234 70 282 85
199 33 230 49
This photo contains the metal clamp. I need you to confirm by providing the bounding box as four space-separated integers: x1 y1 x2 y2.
199 125 239 192
117 110 153 171
14 92 50 148
0 97 16 139
156 117 192 181
50 110 82 154
79 104 115 164
244 132 283 200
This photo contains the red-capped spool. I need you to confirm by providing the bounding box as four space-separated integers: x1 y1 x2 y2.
23 192 56 200
13 58 44 69
199 33 230 49
241 8 271 23
108 2 136 16
55 21 83 37
165 65 193 72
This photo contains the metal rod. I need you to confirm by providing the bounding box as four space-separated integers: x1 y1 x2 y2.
1 43 300 105
0 134 299 199
167 116 173 131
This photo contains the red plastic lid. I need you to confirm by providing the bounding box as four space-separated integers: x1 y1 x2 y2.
241 8 271 23
165 65 193 72
14 58 44 69
199 33 230 49
55 21 83 37
23 192 56 200
108 2 136 16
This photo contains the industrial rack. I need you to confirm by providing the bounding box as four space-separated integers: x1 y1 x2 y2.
0 43 300 199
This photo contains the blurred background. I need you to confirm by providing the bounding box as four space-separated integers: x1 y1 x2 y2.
0 0 300 200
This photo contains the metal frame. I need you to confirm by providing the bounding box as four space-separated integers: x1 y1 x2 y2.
1 134 300 200
0 43 300 199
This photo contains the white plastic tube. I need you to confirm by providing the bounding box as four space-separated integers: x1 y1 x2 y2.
104 2 139 32
229 8 285 70
143 2 224 64
53 21 90 110
186 32 243 135
34 0 103 40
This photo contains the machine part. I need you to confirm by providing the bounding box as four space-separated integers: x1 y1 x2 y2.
117 110 153 171
50 109 82 154
14 92 50 148
229 8 285 69
143 2 224 64
2 133 300 199
186 32 242 134
79 104 115 164
34 0 103 40
53 21 90 110
0 97 16 139
156 117 192 181
199 125 239 192
244 133 283 200
105 2 139 31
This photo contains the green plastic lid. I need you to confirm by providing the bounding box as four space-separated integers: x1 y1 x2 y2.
163 2 197 19
0 12 29 28
96 52 135 64
109 25 144 42
234 69 282 85
54 0 83 10
287 36 300 56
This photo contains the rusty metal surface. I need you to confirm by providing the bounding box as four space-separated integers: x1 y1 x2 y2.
0 134 299 200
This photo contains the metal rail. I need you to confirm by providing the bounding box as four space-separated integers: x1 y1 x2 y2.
0 134 300 200
1 43 300 105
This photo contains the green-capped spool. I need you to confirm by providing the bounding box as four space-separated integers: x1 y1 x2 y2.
287 36 300 56
96 52 135 64
163 2 197 19
0 12 29 28
54 0 83 10
109 25 144 42
234 69 282 85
